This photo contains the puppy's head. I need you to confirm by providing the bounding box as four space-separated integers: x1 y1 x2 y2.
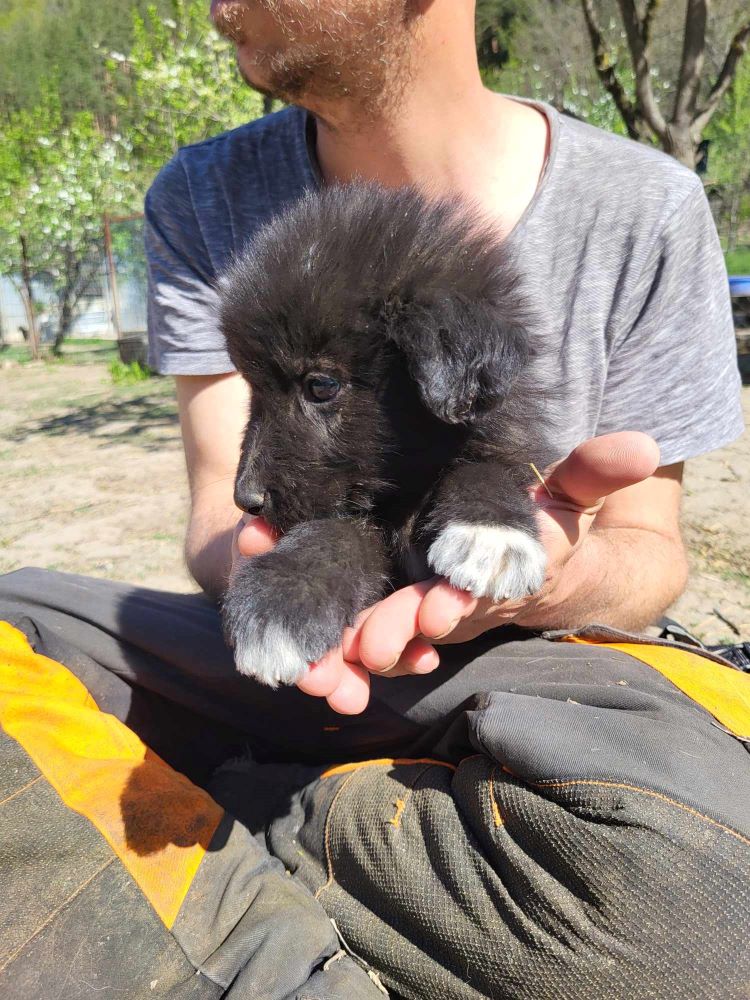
219 183 533 532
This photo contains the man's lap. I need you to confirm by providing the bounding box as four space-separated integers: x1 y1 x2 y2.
0 566 549 776
2 567 749 997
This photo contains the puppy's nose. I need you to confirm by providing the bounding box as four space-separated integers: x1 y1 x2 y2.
239 490 267 516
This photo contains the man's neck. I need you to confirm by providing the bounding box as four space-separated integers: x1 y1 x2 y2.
305 8 550 238
314 94 549 239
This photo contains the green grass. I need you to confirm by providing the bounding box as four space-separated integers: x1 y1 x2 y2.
108 358 153 385
73 503 98 515
64 338 114 349
8 465 45 479
60 340 119 365
0 338 119 365
726 248 750 275
717 566 750 588
0 344 38 364
152 531 180 543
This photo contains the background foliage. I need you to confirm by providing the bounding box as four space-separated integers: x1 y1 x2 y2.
0 0 748 353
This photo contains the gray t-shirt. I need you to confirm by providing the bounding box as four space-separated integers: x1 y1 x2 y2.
145 101 744 466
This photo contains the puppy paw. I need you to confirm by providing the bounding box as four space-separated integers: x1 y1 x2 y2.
229 615 312 687
427 522 547 602
222 577 336 688
222 521 388 687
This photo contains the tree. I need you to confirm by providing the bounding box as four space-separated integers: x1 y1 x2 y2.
109 0 263 188
705 55 750 250
579 0 750 166
481 0 634 133
0 0 263 356
0 0 173 121
0 90 138 355
0 109 41 357
475 0 531 69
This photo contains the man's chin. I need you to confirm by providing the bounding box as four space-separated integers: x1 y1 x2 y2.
237 53 321 109
237 48 303 104
237 58 277 100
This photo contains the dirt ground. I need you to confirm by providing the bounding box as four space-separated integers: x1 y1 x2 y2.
1 360 748 645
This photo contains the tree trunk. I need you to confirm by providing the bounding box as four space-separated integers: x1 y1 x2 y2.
53 295 75 357
661 124 697 168
18 234 41 361
52 247 82 357
52 246 103 356
727 189 740 253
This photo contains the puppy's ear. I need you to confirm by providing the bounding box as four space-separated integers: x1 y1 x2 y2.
383 296 530 424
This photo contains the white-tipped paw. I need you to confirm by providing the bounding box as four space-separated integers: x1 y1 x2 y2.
231 619 310 688
427 523 547 602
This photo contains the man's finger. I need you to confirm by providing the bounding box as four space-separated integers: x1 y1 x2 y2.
340 606 378 664
326 661 371 715
373 638 441 677
296 646 345 698
356 580 435 672
236 515 279 557
418 580 478 640
398 637 440 674
545 432 660 508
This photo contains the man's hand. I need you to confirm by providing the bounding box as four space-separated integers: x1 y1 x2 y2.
235 432 678 715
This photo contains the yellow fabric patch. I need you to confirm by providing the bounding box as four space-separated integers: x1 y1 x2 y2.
0 621 223 929
564 637 750 740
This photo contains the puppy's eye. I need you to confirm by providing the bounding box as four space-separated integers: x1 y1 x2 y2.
304 374 341 403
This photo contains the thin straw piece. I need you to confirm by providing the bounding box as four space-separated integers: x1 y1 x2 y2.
529 462 554 499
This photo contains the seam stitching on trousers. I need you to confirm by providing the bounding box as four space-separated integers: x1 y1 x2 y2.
508 773 750 847
315 770 358 901
0 773 42 808
488 766 504 828
314 761 446 901
0 855 116 973
383 762 436 833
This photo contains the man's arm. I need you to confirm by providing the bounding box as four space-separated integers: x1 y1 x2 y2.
175 373 249 598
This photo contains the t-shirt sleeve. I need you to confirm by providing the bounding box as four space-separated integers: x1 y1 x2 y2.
145 156 235 375
597 179 744 465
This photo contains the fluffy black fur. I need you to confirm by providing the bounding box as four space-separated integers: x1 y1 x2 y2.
219 183 552 686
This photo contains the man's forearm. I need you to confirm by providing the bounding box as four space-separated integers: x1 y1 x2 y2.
185 507 236 599
516 527 689 632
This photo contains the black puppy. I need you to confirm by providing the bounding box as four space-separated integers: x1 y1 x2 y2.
219 184 549 686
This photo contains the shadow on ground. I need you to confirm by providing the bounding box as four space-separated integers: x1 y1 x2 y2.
9 391 178 450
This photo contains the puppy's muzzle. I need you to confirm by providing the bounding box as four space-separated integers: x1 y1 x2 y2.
236 488 268 516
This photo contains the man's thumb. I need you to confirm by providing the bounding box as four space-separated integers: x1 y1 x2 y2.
236 515 279 558
545 432 660 508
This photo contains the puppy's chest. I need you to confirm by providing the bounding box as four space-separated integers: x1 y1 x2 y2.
398 543 432 586
378 505 433 587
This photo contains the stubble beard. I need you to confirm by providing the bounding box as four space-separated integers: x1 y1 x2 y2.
213 1 419 121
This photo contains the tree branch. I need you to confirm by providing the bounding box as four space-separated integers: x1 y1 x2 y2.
693 19 750 133
642 0 662 49
616 0 667 137
673 0 708 124
580 0 644 140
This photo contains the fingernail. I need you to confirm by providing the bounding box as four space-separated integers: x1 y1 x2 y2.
375 656 400 675
403 658 439 675
426 619 460 640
